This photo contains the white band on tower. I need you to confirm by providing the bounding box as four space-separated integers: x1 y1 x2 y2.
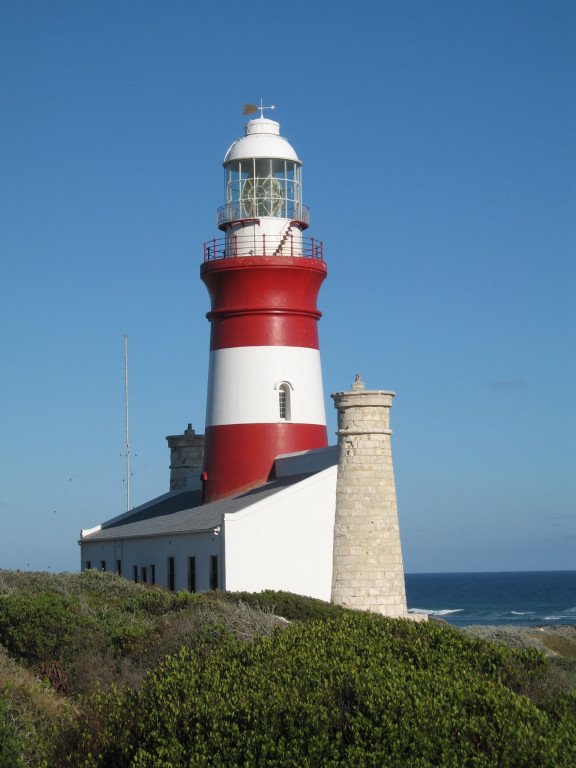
206 346 326 427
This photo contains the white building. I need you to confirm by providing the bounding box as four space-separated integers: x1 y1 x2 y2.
80 438 338 599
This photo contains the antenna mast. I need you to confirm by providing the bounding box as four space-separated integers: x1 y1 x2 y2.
124 334 131 511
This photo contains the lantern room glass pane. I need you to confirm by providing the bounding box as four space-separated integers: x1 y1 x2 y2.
272 159 285 179
254 158 271 177
227 165 240 204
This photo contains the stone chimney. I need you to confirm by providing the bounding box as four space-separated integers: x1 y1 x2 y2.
330 375 412 617
166 424 205 491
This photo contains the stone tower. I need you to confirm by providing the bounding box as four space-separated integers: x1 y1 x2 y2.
331 375 408 616
166 424 204 491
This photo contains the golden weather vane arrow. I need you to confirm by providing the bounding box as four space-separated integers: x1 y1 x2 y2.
243 99 276 117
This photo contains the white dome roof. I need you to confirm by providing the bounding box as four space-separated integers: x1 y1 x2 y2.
223 118 300 164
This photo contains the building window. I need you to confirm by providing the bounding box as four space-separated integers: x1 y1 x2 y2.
116 560 121 576
100 560 106 572
141 567 147 584
210 555 219 590
85 560 91 571
150 564 156 586
188 557 196 593
168 557 175 591
132 565 138 583
278 383 291 421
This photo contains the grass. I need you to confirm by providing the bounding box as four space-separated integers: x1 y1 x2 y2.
529 631 576 660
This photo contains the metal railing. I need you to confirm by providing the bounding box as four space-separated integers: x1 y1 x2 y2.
217 202 310 228
203 233 323 262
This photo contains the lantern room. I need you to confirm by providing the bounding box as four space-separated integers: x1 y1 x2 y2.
224 156 302 220
220 117 308 225
210 116 317 259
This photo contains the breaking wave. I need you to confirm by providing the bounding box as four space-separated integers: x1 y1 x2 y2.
408 608 463 617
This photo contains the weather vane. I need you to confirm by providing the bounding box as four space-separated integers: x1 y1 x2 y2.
243 99 276 118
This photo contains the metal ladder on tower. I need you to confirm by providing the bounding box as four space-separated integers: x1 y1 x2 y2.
273 223 294 256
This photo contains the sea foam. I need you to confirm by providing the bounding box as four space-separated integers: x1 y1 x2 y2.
408 608 463 617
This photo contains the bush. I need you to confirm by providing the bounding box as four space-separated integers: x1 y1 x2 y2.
0 593 79 666
0 697 23 768
1 572 575 767
53 612 576 768
0 644 75 767
0 573 292 697
217 589 346 622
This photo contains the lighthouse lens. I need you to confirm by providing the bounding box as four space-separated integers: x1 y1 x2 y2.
241 174 283 217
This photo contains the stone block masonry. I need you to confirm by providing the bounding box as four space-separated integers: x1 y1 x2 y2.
331 375 425 619
166 424 205 491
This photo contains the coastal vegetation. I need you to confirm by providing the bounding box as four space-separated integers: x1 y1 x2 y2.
1 569 575 767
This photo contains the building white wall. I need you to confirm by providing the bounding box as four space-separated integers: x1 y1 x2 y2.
80 531 222 592
226 218 304 257
223 466 337 600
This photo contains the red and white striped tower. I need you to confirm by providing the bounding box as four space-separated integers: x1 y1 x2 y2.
201 109 328 502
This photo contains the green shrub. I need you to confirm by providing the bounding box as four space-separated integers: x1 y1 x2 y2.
217 589 347 621
54 612 576 768
0 573 292 698
0 697 23 768
2 572 574 768
0 593 79 666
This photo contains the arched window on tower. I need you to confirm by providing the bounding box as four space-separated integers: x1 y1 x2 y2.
277 382 292 421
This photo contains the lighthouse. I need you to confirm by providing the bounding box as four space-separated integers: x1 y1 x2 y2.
81 110 417 612
201 109 328 502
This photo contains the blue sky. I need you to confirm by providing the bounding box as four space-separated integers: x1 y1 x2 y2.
1 0 574 573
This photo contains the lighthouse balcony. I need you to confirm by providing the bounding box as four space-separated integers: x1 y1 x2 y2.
203 233 323 262
217 202 310 230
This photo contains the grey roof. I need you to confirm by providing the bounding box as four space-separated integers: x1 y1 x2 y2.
82 474 312 542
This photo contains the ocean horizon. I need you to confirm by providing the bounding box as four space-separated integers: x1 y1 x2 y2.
404 570 576 627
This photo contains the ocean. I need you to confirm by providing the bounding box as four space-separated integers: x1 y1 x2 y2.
404 571 576 627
